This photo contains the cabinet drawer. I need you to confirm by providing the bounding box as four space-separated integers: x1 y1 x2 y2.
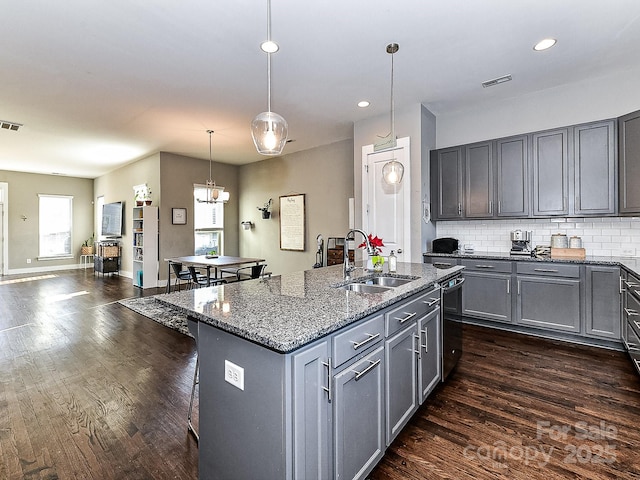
423 256 458 269
385 287 441 337
624 270 640 302
460 258 512 273
516 262 580 278
333 314 384 368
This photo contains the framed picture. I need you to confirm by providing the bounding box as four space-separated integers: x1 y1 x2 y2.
172 208 187 225
279 194 305 251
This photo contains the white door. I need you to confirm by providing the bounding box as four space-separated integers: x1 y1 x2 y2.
0 182 6 275
362 137 411 261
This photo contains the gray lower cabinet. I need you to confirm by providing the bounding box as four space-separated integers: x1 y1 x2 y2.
292 340 332 479
460 259 512 323
584 265 621 340
385 323 419 444
333 346 385 480
516 262 581 333
619 109 640 214
418 308 441 402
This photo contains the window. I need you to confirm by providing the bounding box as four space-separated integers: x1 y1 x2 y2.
39 194 73 258
193 185 224 255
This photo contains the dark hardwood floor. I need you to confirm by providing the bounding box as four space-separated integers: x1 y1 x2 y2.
1 269 640 479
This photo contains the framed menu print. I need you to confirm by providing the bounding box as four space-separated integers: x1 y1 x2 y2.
172 208 187 225
279 194 305 251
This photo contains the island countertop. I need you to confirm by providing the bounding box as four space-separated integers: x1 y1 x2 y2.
156 262 463 353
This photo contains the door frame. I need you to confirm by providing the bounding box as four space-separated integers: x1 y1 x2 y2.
0 182 8 275
361 137 411 260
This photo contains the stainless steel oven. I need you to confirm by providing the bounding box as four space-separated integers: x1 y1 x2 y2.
440 273 464 379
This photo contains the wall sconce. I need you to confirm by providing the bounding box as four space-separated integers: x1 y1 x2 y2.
21 215 27 221
241 221 254 230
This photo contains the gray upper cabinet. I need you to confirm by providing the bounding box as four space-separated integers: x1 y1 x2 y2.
532 128 570 216
431 147 464 219
574 120 617 216
465 141 493 218
496 135 529 217
619 109 640 214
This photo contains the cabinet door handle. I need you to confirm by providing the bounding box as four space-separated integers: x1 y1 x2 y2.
396 311 417 324
475 264 495 269
624 281 640 288
507 280 510 294
422 327 429 354
351 333 380 351
625 308 639 317
635 321 640 331
458 203 462 216
489 201 493 214
534 268 559 273
353 359 381 381
517 280 521 295
620 276 626 294
322 357 332 402
498 200 502 214
423 297 440 307
413 333 422 358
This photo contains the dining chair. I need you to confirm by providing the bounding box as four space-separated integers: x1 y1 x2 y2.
234 263 268 281
188 266 227 288
170 262 192 291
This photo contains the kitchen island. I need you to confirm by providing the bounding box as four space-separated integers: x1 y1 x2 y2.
157 262 462 480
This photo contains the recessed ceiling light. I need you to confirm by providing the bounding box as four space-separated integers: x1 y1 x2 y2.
533 38 557 51
260 40 279 53
357 101 370 108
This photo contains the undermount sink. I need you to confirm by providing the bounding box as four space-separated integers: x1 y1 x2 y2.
336 283 392 293
360 276 414 287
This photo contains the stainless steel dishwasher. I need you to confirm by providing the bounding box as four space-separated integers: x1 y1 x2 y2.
440 273 464 379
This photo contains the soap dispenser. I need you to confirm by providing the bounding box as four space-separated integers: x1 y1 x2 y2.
388 250 397 273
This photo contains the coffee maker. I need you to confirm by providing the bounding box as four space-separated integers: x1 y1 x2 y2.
510 230 532 256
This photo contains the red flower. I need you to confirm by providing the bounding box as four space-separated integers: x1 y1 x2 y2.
358 234 384 255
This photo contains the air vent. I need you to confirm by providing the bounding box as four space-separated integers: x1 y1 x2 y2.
1 120 22 131
482 74 512 88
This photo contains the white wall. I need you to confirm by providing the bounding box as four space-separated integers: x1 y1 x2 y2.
435 66 640 149
435 217 640 258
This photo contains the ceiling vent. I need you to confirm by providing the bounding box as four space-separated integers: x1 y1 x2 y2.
482 74 512 88
1 120 23 131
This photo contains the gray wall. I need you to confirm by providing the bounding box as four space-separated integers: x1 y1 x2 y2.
0 170 93 273
238 139 354 275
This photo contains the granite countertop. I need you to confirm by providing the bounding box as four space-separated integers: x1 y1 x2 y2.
423 250 640 275
156 262 463 353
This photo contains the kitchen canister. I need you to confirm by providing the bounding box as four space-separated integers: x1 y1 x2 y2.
550 233 569 248
569 236 583 248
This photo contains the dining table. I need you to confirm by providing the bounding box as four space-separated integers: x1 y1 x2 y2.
165 255 266 293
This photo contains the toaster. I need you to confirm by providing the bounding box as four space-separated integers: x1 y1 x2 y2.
432 237 459 254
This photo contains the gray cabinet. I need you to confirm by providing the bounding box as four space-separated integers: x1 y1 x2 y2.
460 259 512 324
418 308 441 402
292 340 331 479
465 141 493 218
515 262 581 333
619 109 640 214
496 135 529 217
431 147 464 219
333 346 385 480
573 120 617 216
584 265 621 340
532 128 570 216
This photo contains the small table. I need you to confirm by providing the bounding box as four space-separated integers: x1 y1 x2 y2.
165 255 266 293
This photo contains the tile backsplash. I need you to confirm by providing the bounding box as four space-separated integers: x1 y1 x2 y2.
434 217 640 257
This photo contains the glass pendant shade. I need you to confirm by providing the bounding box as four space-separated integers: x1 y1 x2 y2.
382 160 404 185
251 111 288 155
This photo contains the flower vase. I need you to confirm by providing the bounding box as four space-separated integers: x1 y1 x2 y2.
368 255 384 272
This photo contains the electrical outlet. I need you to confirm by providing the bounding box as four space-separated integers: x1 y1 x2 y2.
224 360 244 391
26 258 31 264
621 249 636 257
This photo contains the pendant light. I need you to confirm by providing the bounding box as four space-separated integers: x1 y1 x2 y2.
251 0 288 155
199 130 229 204
375 43 405 185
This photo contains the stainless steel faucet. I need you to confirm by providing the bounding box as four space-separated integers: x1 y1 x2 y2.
344 228 375 279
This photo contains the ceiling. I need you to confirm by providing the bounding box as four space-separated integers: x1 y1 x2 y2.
2 0 640 179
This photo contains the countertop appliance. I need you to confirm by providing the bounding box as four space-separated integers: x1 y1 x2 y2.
432 237 459 254
440 272 464 379
510 230 532 256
